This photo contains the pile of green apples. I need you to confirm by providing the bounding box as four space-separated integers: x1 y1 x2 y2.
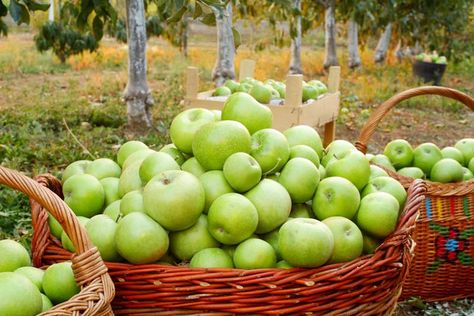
0 239 80 316
212 77 328 103
368 139 474 183
54 91 406 271
415 52 447 64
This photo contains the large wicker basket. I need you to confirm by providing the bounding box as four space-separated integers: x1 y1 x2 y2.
31 171 426 315
0 166 115 315
355 86 474 301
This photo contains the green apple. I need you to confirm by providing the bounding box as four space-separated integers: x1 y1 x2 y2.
276 260 293 268
118 160 144 197
362 176 407 211
170 214 220 261
61 216 89 252
116 140 148 167
103 200 121 222
233 238 276 269
441 146 465 165
462 167 474 181
366 153 374 161
261 229 281 260
284 125 324 158
192 120 251 170
144 170 205 231
85 158 121 179
100 177 120 206
221 245 236 258
397 167 424 179
190 248 234 268
47 212 63 239
356 192 399 238
413 143 443 175
362 233 382 255
200 170 234 212
223 152 262 193
160 144 186 166
170 108 216 154
289 145 320 167
62 160 91 183
469 157 474 174
321 140 355 167
0 272 42 316
221 92 273 134
322 216 363 263
308 80 327 94
249 83 272 104
325 150 370 190
63 174 105 217
369 165 389 180
250 129 290 175
436 56 447 64
213 86 232 96
212 110 222 120
319 165 326 179
207 193 258 245
224 79 240 93
383 139 414 169
455 138 474 163
43 262 80 304
181 157 206 177
86 214 122 262
139 151 180 183
122 149 155 170
430 158 464 183
279 218 334 268
245 179 292 234
115 212 169 264
272 81 286 98
14 266 44 292
313 177 360 220
370 154 395 171
278 157 320 203
302 84 318 102
156 253 177 265
289 203 313 218
41 293 53 312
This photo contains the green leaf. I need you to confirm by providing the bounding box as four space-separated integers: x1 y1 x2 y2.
200 12 216 26
0 1 7 17
92 15 103 40
167 5 186 23
24 0 50 11
232 26 240 50
193 2 203 19
9 0 23 23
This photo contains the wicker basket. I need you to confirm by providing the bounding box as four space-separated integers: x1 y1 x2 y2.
31 172 426 315
0 166 115 315
355 86 474 301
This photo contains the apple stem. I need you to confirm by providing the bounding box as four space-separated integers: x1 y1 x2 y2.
263 158 282 176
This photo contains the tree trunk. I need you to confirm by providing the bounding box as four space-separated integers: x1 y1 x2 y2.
347 19 361 69
181 17 189 58
374 23 392 64
323 0 339 69
124 0 153 131
289 0 302 74
48 0 54 21
212 3 235 87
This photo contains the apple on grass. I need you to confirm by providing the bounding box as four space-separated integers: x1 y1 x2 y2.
0 239 30 272
362 176 407 211
312 177 360 220
413 143 443 175
455 138 474 163
160 144 186 166
116 140 148 167
221 92 273 134
115 212 169 264
144 170 205 231
207 193 258 245
397 167 424 179
0 272 42 316
233 238 276 269
62 160 91 183
356 192 399 239
278 157 320 203
284 125 324 158
200 170 234 212
223 152 262 193
86 214 122 262
383 139 414 169
139 151 180 183
170 214 220 261
100 177 120 206
192 120 251 170
250 129 290 175
43 262 80 304
245 179 292 234
86 158 121 179
278 218 334 268
441 146 465 165
322 216 363 263
325 149 370 191
181 157 206 178
289 145 320 167
169 108 216 154
430 158 464 183
63 174 105 217
190 248 234 268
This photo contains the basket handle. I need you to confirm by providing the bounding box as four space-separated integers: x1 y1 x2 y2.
0 166 107 287
355 86 474 153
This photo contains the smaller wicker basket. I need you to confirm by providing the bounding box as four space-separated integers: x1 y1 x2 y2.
0 166 115 315
356 86 474 301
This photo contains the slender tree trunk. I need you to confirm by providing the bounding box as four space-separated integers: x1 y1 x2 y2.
347 19 361 69
289 0 302 74
124 0 153 131
48 0 54 21
374 23 392 64
212 3 235 86
323 0 339 69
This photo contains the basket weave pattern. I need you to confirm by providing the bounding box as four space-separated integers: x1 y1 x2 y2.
0 166 115 316
31 173 426 315
356 86 474 301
